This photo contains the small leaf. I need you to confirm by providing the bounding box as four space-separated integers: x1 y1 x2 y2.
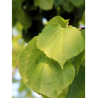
82 11 85 25
62 1 74 12
69 0 84 7
34 0 54 10
19 37 75 98
37 17 85 68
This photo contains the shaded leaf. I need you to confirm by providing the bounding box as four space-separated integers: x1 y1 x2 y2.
19 37 75 98
77 89 85 98
15 8 32 30
72 28 85 73
34 0 54 10
65 66 85 98
69 0 84 7
62 1 74 12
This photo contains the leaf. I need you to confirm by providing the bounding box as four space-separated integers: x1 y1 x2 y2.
42 86 69 98
13 7 32 30
82 11 85 25
65 66 85 98
12 10 17 27
81 29 86 45
54 0 65 7
19 37 42 82
72 28 85 73
77 89 85 98
37 17 85 68
47 16 68 28
34 0 54 10
69 0 84 7
57 86 69 98
19 37 75 98
62 1 74 12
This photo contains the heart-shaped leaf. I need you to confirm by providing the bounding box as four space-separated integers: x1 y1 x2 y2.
37 18 85 68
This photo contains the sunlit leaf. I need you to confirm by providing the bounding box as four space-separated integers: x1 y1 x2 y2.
37 16 85 68
47 16 68 28
19 37 75 98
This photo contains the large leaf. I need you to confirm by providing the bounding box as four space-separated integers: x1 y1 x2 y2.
19 37 75 98
82 11 85 25
34 0 54 10
37 17 85 68
69 0 84 7
65 66 85 98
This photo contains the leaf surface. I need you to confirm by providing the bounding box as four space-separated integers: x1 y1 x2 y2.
34 0 53 10
65 66 85 98
19 37 75 98
37 17 85 68
72 29 85 73
69 0 84 7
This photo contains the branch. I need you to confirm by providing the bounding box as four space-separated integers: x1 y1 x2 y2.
78 27 85 30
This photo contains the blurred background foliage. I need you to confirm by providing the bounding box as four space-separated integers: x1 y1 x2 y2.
12 0 85 97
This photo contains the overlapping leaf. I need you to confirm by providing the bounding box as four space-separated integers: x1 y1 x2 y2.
37 16 85 68
19 37 75 98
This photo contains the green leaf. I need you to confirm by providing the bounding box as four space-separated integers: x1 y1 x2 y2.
65 66 85 98
82 11 85 25
81 29 86 45
19 37 75 98
13 7 32 30
62 1 74 12
72 28 85 73
72 50 85 73
12 10 17 27
57 86 69 98
47 16 68 28
54 0 65 7
77 88 86 98
34 0 54 10
69 0 84 7
19 79 28 92
37 17 85 68
42 86 69 98
19 37 42 82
